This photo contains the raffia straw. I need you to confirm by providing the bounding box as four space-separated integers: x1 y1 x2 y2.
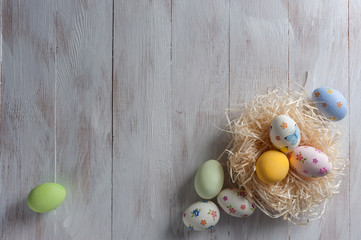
226 88 348 224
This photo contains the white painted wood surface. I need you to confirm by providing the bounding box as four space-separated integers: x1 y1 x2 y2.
288 1 349 239
1 0 360 239
113 0 172 239
349 1 361 240
54 1 113 239
1 1 57 239
229 1 289 239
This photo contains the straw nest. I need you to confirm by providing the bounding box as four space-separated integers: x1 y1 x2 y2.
226 88 347 224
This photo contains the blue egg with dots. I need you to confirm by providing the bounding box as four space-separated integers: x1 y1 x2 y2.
312 87 348 121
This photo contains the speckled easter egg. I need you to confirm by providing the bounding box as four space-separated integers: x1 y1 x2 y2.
269 115 301 153
289 146 332 178
312 87 348 121
217 188 256 218
194 160 224 199
183 200 220 231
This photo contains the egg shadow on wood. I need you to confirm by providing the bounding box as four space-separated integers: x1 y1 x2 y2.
243 210 289 238
1 197 48 237
164 131 230 239
214 207 288 238
164 167 198 239
164 127 290 238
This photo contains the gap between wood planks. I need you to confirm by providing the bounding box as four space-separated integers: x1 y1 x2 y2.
47 0 352 238
347 0 351 239
111 0 115 239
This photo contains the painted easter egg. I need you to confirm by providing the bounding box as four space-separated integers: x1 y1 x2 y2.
194 160 224 199
256 150 289 184
217 188 256 218
312 87 348 121
289 146 332 178
269 115 301 153
183 200 220 231
27 183 66 213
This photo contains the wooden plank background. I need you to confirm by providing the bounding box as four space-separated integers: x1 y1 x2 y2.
1 0 360 239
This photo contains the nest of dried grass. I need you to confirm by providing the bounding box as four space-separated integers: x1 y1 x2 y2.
225 88 347 224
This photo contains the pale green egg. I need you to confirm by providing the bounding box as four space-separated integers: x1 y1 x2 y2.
27 183 66 213
194 160 224 199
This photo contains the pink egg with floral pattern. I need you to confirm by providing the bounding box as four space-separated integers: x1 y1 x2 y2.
289 146 332 178
217 188 256 218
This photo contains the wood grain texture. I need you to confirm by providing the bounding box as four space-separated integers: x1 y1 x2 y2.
0 1 55 239
228 0 289 239
230 0 289 105
349 1 361 239
112 0 172 239
0 0 112 239
288 0 349 239
1 0 361 239
54 1 112 239
1 0 56 239
170 1 229 239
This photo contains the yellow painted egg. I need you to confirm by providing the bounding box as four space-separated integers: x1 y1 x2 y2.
256 150 289 184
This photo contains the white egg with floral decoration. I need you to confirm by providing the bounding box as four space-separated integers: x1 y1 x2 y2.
217 188 256 218
269 115 301 153
182 200 220 231
289 146 332 178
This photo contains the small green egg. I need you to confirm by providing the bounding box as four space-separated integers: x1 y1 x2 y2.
27 183 66 213
194 160 224 199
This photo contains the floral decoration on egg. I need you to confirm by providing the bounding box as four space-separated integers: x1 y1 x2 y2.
289 146 332 178
217 188 255 218
269 115 301 153
312 87 348 121
183 200 220 231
